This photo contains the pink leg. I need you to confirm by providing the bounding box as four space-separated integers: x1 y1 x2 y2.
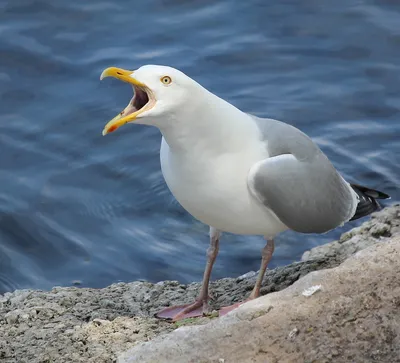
219 238 275 316
156 227 221 321
249 238 275 299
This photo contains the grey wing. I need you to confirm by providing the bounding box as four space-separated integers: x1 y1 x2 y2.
248 117 358 233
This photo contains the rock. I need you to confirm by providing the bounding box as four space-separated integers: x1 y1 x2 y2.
236 271 256 282
5 310 22 324
302 204 399 263
119 234 400 363
287 327 299 340
0 204 398 363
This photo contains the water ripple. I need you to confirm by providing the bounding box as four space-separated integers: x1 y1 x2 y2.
0 0 399 294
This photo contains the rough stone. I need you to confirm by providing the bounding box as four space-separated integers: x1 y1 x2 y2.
119 234 400 363
301 204 399 262
0 204 398 363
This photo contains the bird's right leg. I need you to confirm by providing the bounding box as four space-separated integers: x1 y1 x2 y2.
219 238 275 316
155 227 221 321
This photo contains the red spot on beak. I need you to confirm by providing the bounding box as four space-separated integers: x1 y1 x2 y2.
108 125 118 133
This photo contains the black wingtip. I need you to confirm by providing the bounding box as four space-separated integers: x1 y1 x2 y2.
350 183 390 222
350 183 390 200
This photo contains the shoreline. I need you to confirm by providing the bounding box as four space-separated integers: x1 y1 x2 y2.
0 204 399 363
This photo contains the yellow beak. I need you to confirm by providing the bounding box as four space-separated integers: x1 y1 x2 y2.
100 67 147 136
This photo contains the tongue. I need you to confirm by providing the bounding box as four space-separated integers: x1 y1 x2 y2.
121 101 138 116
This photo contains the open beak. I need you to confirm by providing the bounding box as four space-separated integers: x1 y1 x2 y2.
100 67 155 136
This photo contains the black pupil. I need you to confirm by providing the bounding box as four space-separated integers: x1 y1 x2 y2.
164 78 168 82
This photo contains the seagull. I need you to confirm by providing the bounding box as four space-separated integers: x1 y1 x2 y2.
100 65 389 321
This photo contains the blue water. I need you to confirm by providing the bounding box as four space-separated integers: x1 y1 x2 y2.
0 0 399 294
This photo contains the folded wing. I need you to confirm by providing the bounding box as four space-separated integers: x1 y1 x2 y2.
248 152 358 233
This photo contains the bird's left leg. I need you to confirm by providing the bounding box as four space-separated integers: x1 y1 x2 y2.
155 227 221 321
249 238 275 299
219 238 275 316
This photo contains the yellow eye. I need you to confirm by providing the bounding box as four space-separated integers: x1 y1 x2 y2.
160 76 172 85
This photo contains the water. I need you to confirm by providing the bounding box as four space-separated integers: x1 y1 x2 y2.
0 0 399 294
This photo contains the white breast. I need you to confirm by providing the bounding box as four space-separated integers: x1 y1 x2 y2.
160 138 288 236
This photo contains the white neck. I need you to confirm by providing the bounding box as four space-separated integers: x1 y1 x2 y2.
158 90 259 155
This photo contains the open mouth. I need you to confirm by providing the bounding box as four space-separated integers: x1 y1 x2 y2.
100 67 156 135
123 85 154 117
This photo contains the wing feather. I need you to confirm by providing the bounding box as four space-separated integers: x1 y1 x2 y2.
248 152 357 233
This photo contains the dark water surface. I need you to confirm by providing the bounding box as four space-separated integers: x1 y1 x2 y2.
0 0 399 294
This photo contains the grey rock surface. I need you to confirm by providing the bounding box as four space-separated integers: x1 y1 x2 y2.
301 203 399 262
0 204 398 363
120 233 400 363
